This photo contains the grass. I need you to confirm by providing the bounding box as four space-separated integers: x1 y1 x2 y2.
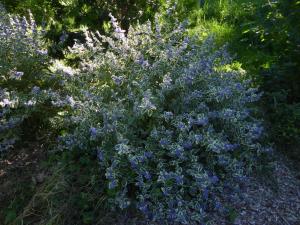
187 0 275 73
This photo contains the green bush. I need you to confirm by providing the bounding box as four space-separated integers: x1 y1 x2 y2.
55 12 270 223
238 0 300 157
176 0 300 160
0 6 60 152
0 0 162 58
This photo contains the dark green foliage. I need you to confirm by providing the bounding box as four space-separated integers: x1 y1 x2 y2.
0 0 161 58
178 0 300 160
238 0 300 158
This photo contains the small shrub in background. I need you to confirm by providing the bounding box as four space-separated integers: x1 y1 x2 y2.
56 12 271 224
252 0 300 159
0 0 162 58
0 6 63 152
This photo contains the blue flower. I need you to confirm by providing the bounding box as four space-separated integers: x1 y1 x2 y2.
144 151 153 158
210 175 219 184
215 201 222 211
105 168 114 180
183 141 192 150
138 201 149 214
112 75 124 85
193 117 208 126
194 134 203 143
129 159 138 169
167 208 177 220
174 147 184 158
202 188 209 200
163 111 174 120
31 86 40 95
143 171 152 180
174 175 184 185
216 87 232 99
97 148 104 161
36 49 48 55
13 71 24 79
161 187 170 196
90 127 98 139
218 156 229 166
108 179 117 189
224 143 239 151
177 122 186 130
159 138 169 147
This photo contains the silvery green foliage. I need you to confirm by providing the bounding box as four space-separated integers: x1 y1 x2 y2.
60 14 269 224
0 6 51 152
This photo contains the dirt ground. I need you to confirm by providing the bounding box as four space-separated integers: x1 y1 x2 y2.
1 146 300 225
0 143 48 224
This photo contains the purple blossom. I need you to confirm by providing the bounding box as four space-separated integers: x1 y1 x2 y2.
108 179 117 189
177 122 186 130
183 74 194 84
175 147 184 158
1 99 11 107
215 201 222 211
36 49 48 55
190 90 203 99
31 86 40 94
97 148 104 161
167 209 177 220
218 156 229 166
66 96 76 108
164 111 174 119
130 159 138 169
161 187 170 196
235 82 243 90
223 109 235 117
109 13 126 40
144 151 153 158
59 31 67 43
90 127 98 139
218 87 232 98
194 134 203 143
182 141 192 150
202 188 209 200
174 175 184 185
193 117 209 126
248 124 264 139
224 143 239 151
112 75 123 85
210 175 219 184
138 201 149 214
136 175 144 188
137 57 149 67
13 71 24 79
143 171 151 180
159 138 169 147
105 167 114 180
208 111 219 118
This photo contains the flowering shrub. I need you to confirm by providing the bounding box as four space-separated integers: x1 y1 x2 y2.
0 6 57 152
56 13 270 224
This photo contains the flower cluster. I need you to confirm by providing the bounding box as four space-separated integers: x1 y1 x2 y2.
57 13 270 224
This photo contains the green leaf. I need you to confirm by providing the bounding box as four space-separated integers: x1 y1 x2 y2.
5 210 17 224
